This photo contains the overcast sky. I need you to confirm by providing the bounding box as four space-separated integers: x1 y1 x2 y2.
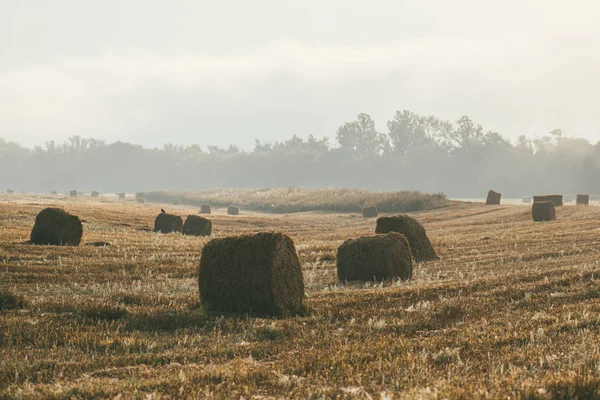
1 0 600 149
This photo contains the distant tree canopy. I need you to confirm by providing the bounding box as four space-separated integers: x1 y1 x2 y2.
1 110 598 197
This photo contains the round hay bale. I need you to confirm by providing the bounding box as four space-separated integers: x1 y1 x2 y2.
198 232 304 316
200 205 211 214
362 205 378 218
375 214 439 262
182 215 212 236
137 198 145 204
532 201 556 222
69 190 77 197
337 232 412 282
6 189 14 194
533 194 563 207
227 206 240 215
118 192 126 199
522 196 532 204
30 208 83 246
51 190 58 195
576 194 589 205
91 191 100 197
172 198 181 205
485 190 501 205
153 213 183 233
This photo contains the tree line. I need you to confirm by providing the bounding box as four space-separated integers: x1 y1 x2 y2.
1 110 599 197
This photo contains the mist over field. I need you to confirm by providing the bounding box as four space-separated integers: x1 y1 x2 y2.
2 1 600 196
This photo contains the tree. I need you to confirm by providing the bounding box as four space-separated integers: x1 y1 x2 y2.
336 113 387 156
447 116 484 150
386 110 431 154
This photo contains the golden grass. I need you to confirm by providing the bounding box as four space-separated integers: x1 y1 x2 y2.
2 194 600 398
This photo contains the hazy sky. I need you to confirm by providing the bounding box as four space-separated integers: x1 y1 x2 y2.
1 0 600 149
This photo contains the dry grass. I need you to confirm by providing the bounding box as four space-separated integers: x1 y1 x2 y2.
138 188 448 214
2 194 600 398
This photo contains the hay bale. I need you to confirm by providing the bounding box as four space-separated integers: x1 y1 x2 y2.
137 198 145 204
532 201 556 222
576 194 589 205
485 190 501 205
51 190 58 195
564 195 572 203
362 205 378 218
153 213 183 233
30 208 83 246
182 215 212 236
172 198 180 205
337 232 412 282
198 232 304 316
69 190 77 197
200 204 211 214
118 192 126 199
523 196 532 204
6 189 14 194
375 214 439 262
533 195 563 207
227 206 240 215
91 191 99 197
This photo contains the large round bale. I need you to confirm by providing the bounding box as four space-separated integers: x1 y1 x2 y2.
153 213 183 233
523 196 532 204
91 191 99 197
227 206 240 215
118 192 126 199
375 214 439 262
532 201 556 222
200 204 212 214
182 215 212 236
485 190 501 205
577 194 589 205
198 232 304 316
362 205 378 218
533 194 563 207
69 190 77 197
30 208 83 246
337 232 412 282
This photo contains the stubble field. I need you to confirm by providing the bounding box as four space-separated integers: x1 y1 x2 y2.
2 194 600 399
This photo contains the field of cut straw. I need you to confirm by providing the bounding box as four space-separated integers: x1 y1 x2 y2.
2 193 600 398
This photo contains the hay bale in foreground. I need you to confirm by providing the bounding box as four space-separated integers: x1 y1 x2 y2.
485 190 501 205
337 232 412 282
362 205 378 218
30 208 83 246
137 198 145 204
577 194 589 205
91 191 99 197
532 201 556 222
182 215 212 236
198 232 304 316
375 214 439 262
227 206 239 215
118 192 126 199
153 213 183 233
6 189 14 194
69 190 77 197
533 194 563 207
523 196 532 204
200 204 211 214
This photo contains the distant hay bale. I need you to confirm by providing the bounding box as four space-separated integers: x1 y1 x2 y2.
172 198 180 205
51 190 58 195
69 190 77 197
337 232 412 282
485 190 501 205
227 206 240 215
523 196 532 204
118 192 126 199
6 189 14 194
576 194 589 205
375 214 439 262
198 232 304 316
91 191 99 197
30 208 83 246
533 195 563 207
532 201 556 222
182 215 212 236
200 205 212 214
153 213 183 234
137 198 145 204
362 205 378 218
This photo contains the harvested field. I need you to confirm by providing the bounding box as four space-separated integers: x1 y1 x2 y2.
2 194 600 398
